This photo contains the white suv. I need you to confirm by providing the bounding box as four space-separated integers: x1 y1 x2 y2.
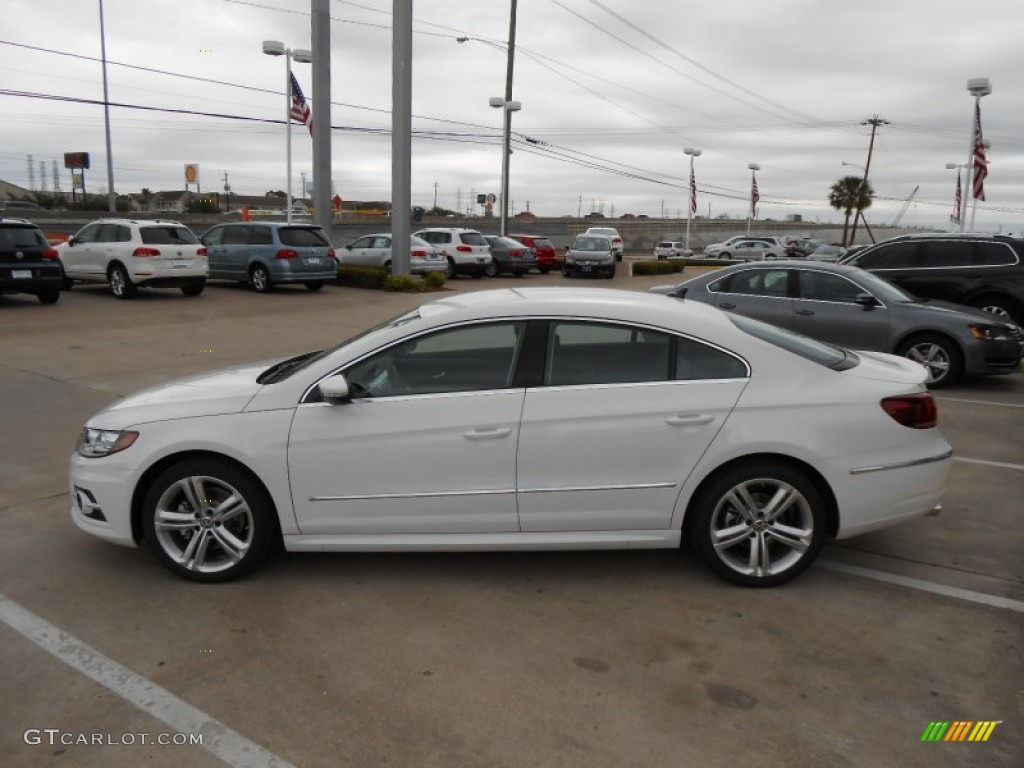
584 227 624 260
58 219 208 298
413 227 492 278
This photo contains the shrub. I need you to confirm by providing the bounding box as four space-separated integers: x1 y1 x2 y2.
423 270 447 289
632 260 686 275
384 274 423 292
336 265 389 290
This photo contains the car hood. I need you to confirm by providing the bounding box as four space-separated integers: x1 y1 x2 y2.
908 297 1014 325
86 361 271 429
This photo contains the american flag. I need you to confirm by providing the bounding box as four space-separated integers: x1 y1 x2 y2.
290 73 313 137
972 102 987 201
751 176 760 218
951 170 962 223
689 168 697 214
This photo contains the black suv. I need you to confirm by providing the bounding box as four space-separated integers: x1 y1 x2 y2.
844 233 1024 326
0 218 62 304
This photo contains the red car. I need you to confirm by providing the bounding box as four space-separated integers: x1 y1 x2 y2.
508 233 557 274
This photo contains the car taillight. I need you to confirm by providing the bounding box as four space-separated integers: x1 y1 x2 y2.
132 247 160 257
326 248 336 260
612 237 622 243
411 249 427 257
275 248 299 259
510 249 523 257
41 248 59 261
196 247 208 257
456 245 472 252
880 394 937 429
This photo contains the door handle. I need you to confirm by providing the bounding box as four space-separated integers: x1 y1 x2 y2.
796 309 814 316
718 302 736 309
666 414 714 427
463 427 513 440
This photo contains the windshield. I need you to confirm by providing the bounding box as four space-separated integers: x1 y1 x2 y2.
258 309 423 383
573 237 611 252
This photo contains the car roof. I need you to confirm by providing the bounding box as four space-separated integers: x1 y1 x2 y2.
414 227 481 234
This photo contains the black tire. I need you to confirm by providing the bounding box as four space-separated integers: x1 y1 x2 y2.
539 267 551 275
513 270 526 277
180 281 205 297
484 261 499 278
446 257 456 279
719 251 731 259
249 264 273 293
690 461 826 587
562 268 572 278
383 260 393 274
606 265 616 279
472 268 486 280
969 295 1021 326
896 333 964 388
305 282 324 292
615 253 622 262
60 262 73 290
141 458 277 583
37 289 61 304
108 263 137 299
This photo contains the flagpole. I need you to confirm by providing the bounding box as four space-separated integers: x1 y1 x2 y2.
961 78 991 233
746 163 760 234
286 51 294 224
684 147 700 252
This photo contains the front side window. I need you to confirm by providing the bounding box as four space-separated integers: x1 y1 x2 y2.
854 241 920 269
345 322 527 398
546 322 671 386
797 271 864 303
222 226 249 245
349 236 372 249
73 223 102 244
201 227 224 246
96 223 122 242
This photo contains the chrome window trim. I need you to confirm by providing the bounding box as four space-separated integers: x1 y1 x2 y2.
863 239 1019 270
794 268 889 309
849 449 953 475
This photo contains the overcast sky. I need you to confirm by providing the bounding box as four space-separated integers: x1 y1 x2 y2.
2 0 1022 231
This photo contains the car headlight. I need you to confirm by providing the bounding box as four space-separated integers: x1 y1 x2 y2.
77 428 139 458
969 324 1014 341
566 255 577 264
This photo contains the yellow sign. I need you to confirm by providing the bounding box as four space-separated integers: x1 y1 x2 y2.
184 164 199 184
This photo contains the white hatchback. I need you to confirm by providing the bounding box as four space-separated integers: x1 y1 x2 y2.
413 227 492 278
58 219 208 298
69 287 951 587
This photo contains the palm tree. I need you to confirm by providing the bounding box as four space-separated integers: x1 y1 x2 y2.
828 176 874 246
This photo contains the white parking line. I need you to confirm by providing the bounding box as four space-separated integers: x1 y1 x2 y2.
818 561 1024 613
936 396 1024 408
954 456 1024 472
0 593 295 768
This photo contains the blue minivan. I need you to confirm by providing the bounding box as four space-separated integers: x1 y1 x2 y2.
200 222 337 292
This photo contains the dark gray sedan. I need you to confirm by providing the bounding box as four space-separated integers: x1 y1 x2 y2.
652 261 1023 387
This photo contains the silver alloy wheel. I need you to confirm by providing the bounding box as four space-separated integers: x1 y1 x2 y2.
153 475 254 574
904 342 950 384
709 477 814 579
980 304 1011 320
110 266 130 297
250 266 270 292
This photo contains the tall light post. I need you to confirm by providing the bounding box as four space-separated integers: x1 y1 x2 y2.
263 40 312 224
489 96 521 233
683 147 701 252
960 78 991 233
98 0 116 212
746 163 760 234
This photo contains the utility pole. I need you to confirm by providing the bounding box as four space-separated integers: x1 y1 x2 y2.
27 154 35 190
578 195 582 218
433 180 438 209
849 115 888 246
222 171 231 213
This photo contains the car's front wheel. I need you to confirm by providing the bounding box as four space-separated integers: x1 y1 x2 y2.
896 334 963 388
108 263 137 299
141 458 277 582
690 461 826 587
249 264 273 293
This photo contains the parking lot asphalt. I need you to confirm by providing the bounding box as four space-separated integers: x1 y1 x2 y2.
2 265 1021 768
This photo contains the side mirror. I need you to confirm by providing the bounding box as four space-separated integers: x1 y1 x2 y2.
67 237 76 247
345 244 353 250
565 245 571 253
319 374 351 404
854 293 878 309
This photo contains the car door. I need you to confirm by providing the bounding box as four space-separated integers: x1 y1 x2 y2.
792 269 890 350
342 236 373 266
516 320 748 532
201 226 227 278
288 321 528 535
371 235 392 267
62 222 103 278
93 223 127 278
706 267 795 329
215 225 251 279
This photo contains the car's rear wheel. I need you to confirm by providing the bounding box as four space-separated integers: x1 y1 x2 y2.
305 282 324 292
896 334 963 388
180 281 205 297
690 462 826 587
109 263 137 299
484 261 499 278
37 289 60 304
383 259 393 274
249 264 272 293
969 295 1021 326
59 262 73 290
445 257 456 279
142 458 276 583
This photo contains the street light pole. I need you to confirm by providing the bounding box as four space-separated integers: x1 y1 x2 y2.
263 40 311 224
961 78 991 233
683 147 701 252
746 163 760 234
500 0 518 236
98 0 116 212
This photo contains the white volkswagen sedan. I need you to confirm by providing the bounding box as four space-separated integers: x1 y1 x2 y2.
69 288 952 587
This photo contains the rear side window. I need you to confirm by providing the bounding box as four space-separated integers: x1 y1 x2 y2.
716 269 789 297
0 226 46 248
249 226 274 245
919 240 973 268
458 232 488 246
141 226 198 245
676 337 748 380
974 242 1018 266
547 322 670 386
279 227 330 247
532 238 554 250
